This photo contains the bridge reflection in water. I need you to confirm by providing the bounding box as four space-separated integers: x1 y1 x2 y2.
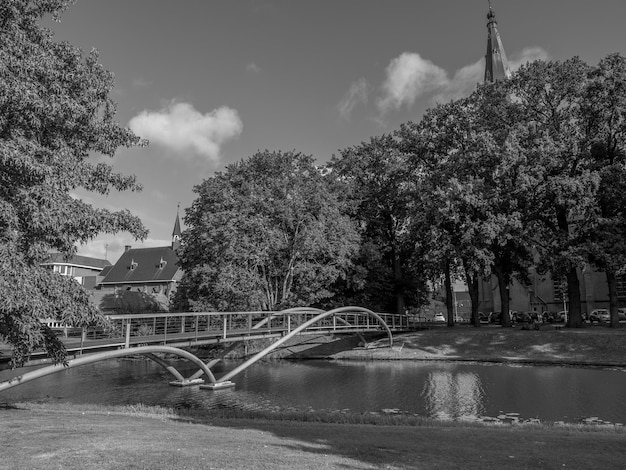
0 306 406 392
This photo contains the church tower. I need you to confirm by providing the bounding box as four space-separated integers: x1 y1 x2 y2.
172 207 182 251
484 5 511 83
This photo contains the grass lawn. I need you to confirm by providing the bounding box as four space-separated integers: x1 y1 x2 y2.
331 323 626 366
2 404 625 470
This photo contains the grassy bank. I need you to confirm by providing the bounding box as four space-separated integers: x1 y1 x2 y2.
328 324 626 366
2 402 625 470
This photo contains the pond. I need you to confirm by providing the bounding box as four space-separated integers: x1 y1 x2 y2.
1 359 625 425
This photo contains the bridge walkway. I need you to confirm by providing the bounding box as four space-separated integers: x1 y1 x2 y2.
0 306 408 392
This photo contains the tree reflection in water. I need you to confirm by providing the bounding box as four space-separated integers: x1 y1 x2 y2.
423 371 484 421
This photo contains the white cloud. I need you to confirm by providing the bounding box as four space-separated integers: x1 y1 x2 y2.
246 62 261 74
509 47 550 71
129 102 243 163
346 47 550 120
377 52 448 115
433 58 484 104
338 78 369 121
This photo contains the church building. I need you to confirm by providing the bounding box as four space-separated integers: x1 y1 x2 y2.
94 212 183 311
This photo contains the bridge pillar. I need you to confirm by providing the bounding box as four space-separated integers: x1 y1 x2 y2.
200 381 235 390
170 378 205 387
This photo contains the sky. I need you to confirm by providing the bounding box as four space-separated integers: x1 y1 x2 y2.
45 0 626 264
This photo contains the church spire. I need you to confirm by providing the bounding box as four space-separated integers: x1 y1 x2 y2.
172 204 182 250
484 4 511 83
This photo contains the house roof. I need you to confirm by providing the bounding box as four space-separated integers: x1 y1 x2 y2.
44 252 112 270
98 265 114 278
100 246 181 284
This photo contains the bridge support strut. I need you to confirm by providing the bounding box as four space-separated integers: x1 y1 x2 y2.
201 380 236 390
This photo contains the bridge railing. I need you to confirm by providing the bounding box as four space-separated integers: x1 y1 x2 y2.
79 309 409 349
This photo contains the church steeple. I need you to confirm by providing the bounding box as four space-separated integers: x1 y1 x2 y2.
172 205 182 251
484 4 511 83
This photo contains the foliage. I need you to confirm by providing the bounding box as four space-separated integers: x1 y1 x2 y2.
394 55 626 328
578 54 626 325
101 291 166 315
177 150 359 311
0 0 147 365
330 135 427 313
503 58 603 326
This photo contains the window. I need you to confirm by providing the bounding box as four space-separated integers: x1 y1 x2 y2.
553 279 567 302
618 275 626 299
53 265 73 276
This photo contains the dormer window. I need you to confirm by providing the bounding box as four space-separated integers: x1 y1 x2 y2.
129 259 138 270
157 257 167 269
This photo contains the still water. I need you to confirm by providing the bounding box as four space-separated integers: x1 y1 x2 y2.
1 359 625 425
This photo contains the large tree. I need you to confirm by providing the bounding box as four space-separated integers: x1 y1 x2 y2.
580 54 626 327
506 58 600 328
1 0 147 366
330 135 426 314
399 86 534 327
177 150 359 311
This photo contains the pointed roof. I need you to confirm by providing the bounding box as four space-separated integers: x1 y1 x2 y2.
172 211 182 239
484 6 511 83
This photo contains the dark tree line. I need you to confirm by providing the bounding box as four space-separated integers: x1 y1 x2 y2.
179 54 626 329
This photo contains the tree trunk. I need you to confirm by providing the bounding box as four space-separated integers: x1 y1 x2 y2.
391 239 406 315
467 274 480 327
565 267 583 328
444 260 454 327
606 269 620 328
555 208 584 328
462 261 480 327
494 263 512 327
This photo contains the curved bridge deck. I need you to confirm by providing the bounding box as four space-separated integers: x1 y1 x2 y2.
1 307 408 392
50 308 407 354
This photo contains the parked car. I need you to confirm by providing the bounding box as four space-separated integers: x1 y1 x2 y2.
589 309 610 323
408 314 428 326
514 311 540 324
433 312 446 323
478 311 490 323
489 311 501 324
588 308 626 322
542 311 565 323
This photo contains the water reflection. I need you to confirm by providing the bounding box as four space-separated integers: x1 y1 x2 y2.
423 370 484 421
1 359 625 425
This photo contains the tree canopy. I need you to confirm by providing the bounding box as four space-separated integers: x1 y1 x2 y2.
386 55 626 328
1 0 147 365
176 150 360 311
331 135 427 314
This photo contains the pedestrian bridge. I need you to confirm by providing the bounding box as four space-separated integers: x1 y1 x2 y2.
0 306 407 392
